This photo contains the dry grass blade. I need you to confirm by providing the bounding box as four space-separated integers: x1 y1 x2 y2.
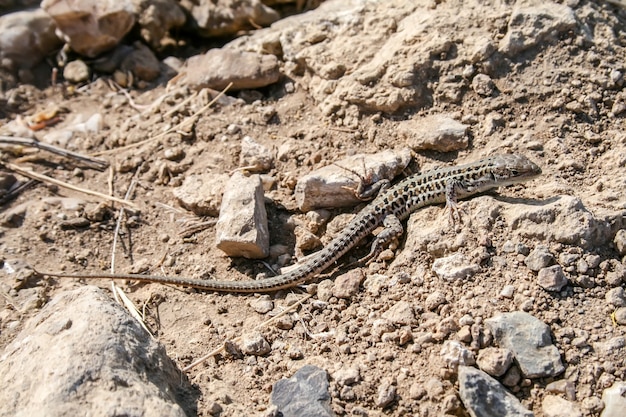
5 162 138 208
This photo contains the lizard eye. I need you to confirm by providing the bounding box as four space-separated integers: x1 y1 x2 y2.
510 170 519 176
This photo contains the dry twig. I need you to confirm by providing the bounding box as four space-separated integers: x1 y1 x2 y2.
0 135 109 171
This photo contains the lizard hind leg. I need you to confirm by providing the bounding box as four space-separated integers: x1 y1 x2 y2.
359 214 404 265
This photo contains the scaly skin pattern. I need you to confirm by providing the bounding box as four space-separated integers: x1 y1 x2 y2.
40 154 541 293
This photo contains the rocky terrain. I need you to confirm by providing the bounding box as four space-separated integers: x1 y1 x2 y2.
1 0 626 416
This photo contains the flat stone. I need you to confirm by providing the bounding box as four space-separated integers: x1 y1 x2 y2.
0 287 190 416
294 148 411 211
271 365 333 417
398 114 469 152
215 172 269 258
458 366 534 417
486 311 564 378
186 48 280 91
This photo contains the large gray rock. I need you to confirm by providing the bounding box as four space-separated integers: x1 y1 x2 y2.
0 286 193 417
486 311 564 378
458 366 534 417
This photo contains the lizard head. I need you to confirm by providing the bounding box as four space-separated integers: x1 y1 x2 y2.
490 154 542 186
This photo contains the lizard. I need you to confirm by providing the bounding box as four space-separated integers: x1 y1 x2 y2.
38 154 542 293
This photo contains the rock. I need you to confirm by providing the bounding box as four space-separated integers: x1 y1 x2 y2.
542 395 583 417
506 196 609 249
441 340 476 369
458 366 534 417
499 3 577 56
382 300 416 326
0 287 191 416
472 74 495 96
501 365 522 387
294 148 411 211
425 290 447 311
537 265 568 292
241 331 271 356
249 295 273 314
240 136 273 172
173 172 229 216
0 202 28 227
486 311 564 378
476 347 514 377
134 0 186 49
271 365 333 417
371 318 395 340
545 380 576 401
524 245 554 272
185 49 280 91
593 336 625 357
42 0 136 58
226 1 453 116
398 114 469 152
120 42 161 81
59 216 91 229
432 252 481 281
615 229 626 255
63 59 90 83
601 381 626 417
332 269 364 299
606 287 626 307
375 378 396 409
183 0 279 37
333 367 360 386
0 8 61 70
216 172 269 259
